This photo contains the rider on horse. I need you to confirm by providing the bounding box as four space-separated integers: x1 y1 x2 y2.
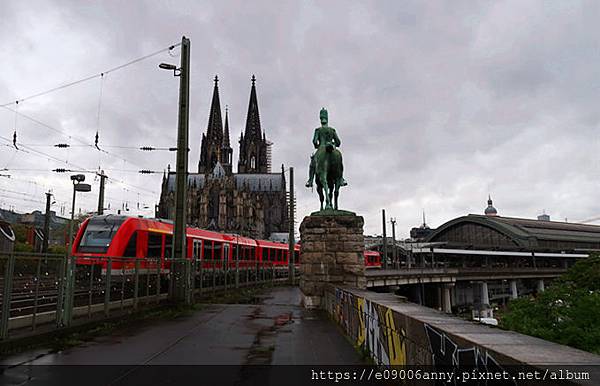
305 108 347 188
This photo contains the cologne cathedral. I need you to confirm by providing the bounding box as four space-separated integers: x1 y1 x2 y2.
158 76 288 240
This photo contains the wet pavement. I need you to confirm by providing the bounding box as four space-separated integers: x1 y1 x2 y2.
1 286 365 385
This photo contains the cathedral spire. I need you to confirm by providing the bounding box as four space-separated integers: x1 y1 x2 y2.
199 75 225 174
223 105 230 148
244 74 261 138
220 104 233 174
206 75 223 143
237 75 269 173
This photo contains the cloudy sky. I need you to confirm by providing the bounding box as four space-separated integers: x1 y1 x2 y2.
1 1 599 237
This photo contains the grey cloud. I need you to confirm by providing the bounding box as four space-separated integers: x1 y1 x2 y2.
1 0 599 236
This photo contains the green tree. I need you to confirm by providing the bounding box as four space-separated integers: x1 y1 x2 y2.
500 255 600 354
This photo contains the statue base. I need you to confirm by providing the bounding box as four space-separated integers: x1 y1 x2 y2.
299 213 366 309
310 208 356 216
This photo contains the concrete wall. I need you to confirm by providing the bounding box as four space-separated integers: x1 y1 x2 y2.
324 286 600 369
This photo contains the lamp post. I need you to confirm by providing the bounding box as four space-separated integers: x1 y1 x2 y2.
159 36 190 303
390 217 397 269
62 174 91 326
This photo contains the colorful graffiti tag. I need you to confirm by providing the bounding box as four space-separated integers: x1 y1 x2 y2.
332 288 406 365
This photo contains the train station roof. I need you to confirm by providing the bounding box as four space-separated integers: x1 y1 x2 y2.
425 214 600 252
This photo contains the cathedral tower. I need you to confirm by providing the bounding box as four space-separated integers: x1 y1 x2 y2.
199 76 232 174
238 75 270 174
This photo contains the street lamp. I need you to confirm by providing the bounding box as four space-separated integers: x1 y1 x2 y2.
62 174 91 326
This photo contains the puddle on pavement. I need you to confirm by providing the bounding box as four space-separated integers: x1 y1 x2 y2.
243 309 295 366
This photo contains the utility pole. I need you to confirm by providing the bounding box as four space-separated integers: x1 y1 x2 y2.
390 217 397 269
382 209 388 269
97 170 107 215
288 167 295 284
172 36 190 303
42 191 52 253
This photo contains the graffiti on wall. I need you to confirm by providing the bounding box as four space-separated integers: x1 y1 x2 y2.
424 324 515 385
333 288 406 366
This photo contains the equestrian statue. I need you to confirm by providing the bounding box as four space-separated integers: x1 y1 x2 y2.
305 108 348 212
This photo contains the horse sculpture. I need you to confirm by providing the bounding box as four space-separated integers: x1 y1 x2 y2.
306 108 347 211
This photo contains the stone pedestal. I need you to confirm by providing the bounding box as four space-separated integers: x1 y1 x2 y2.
299 213 365 309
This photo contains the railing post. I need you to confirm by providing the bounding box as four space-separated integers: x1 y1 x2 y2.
212 261 216 291
55 256 66 328
235 259 239 289
104 256 112 317
272 264 275 285
32 255 42 330
155 258 161 304
133 258 140 310
191 256 197 303
88 264 94 319
0 253 16 340
120 262 125 310
199 257 204 295
224 258 228 290
186 259 192 305
64 255 76 326
145 265 151 303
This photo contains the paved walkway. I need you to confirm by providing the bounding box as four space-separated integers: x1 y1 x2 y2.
2 287 364 385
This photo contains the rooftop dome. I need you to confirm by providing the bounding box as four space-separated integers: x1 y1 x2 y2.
484 195 498 216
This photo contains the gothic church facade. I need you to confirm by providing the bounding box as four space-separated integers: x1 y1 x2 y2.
158 76 288 240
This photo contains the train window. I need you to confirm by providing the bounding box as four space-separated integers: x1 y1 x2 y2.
214 242 222 260
164 235 173 259
203 240 213 260
123 232 137 258
262 248 268 261
294 251 300 263
78 216 124 253
148 233 162 258
223 244 230 261
193 240 202 260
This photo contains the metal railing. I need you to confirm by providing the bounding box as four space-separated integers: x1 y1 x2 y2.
0 252 294 340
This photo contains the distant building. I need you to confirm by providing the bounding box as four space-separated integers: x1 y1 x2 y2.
537 213 550 221
409 211 434 241
0 208 68 250
158 76 288 240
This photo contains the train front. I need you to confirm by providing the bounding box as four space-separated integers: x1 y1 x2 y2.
72 215 133 276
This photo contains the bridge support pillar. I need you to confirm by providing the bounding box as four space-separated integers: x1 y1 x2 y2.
510 280 518 299
537 279 545 293
442 284 453 313
299 212 365 309
481 281 490 307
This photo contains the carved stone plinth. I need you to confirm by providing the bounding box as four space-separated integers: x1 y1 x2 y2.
299 213 365 309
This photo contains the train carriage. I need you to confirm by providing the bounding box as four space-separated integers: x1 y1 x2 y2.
73 215 377 274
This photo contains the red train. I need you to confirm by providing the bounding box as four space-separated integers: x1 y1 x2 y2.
72 215 381 272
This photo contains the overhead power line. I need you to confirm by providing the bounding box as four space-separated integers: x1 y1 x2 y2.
0 43 181 107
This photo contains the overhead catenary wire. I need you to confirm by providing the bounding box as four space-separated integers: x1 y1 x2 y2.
0 43 181 107
0 43 179 211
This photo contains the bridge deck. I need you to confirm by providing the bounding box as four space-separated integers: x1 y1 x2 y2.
1 287 364 384
365 267 567 287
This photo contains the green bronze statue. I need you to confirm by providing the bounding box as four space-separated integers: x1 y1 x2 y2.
306 108 347 211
